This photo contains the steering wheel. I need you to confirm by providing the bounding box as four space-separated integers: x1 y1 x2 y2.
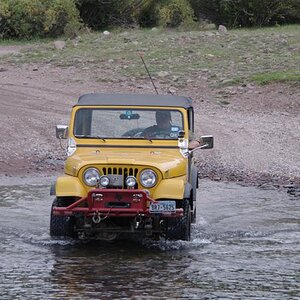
122 128 145 137
144 129 171 138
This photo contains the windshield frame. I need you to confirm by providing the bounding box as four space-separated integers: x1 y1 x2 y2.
72 107 185 141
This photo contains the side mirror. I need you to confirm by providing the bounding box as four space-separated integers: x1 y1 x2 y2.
200 135 214 149
189 135 214 154
56 125 68 139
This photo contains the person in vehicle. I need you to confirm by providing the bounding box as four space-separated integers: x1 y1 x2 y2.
142 110 172 138
143 110 201 149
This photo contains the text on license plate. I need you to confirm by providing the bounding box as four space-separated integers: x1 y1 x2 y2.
149 201 176 213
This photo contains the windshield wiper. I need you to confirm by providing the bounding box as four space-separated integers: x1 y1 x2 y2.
75 134 93 138
75 135 106 141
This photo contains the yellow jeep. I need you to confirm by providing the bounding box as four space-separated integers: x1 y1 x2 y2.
50 93 213 241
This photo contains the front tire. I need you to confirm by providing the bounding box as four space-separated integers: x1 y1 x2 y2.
50 198 75 238
165 199 191 241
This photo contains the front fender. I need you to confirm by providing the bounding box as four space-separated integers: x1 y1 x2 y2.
54 175 88 198
152 176 186 200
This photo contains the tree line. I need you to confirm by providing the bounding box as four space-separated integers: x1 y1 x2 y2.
1 0 299 39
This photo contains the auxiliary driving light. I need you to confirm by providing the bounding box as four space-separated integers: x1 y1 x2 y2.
126 176 137 188
99 175 110 187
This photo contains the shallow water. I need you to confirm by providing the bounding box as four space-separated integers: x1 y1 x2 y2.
0 180 299 299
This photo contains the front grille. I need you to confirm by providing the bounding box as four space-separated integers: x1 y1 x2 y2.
102 167 139 177
101 166 140 189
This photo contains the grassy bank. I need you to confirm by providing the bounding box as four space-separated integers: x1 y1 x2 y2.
1 25 300 87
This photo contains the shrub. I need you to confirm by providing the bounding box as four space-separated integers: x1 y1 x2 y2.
218 0 289 27
77 0 195 29
0 0 81 39
136 1 161 28
77 0 157 29
159 0 195 27
44 0 82 38
188 0 221 23
189 0 300 27
0 2 11 38
0 0 45 38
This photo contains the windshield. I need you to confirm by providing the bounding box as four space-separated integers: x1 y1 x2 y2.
74 108 184 140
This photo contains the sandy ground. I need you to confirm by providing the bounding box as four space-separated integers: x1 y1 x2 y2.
0 46 299 192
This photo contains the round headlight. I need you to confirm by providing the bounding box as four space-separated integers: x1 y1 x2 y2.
83 168 100 186
99 175 110 187
126 176 137 188
140 169 157 188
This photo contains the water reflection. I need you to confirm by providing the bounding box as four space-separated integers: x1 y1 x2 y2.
48 241 202 299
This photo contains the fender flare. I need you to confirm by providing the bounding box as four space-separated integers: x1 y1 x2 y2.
190 165 198 201
184 182 193 209
50 182 56 196
53 175 87 198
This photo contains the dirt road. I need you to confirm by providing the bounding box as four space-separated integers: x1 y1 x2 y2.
0 47 299 189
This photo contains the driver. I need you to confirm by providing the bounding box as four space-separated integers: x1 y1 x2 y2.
143 110 172 138
143 110 202 149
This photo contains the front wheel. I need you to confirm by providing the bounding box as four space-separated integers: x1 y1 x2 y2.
165 199 191 241
50 198 75 238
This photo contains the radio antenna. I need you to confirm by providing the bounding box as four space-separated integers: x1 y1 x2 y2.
139 53 159 95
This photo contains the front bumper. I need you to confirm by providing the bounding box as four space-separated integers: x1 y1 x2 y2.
53 189 183 218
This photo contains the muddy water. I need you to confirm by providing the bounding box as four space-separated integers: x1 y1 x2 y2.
0 180 299 299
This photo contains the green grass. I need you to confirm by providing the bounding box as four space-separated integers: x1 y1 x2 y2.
0 36 55 46
1 24 300 86
251 70 300 85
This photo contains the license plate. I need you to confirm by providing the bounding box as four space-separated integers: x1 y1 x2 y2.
149 201 176 213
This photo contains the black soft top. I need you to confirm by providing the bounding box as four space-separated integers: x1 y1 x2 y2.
76 93 193 108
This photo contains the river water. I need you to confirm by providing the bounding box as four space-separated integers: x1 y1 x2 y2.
0 180 299 299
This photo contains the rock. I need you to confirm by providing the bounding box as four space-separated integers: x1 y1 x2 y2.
168 87 177 95
103 31 110 36
205 32 215 37
222 79 236 85
206 54 215 59
204 23 216 30
280 39 288 46
0 67 8 72
287 185 300 197
263 48 273 53
151 27 158 31
32 67 38 71
54 41 66 50
218 25 228 35
157 71 169 77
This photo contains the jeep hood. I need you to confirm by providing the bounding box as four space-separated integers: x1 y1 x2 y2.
65 148 187 178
